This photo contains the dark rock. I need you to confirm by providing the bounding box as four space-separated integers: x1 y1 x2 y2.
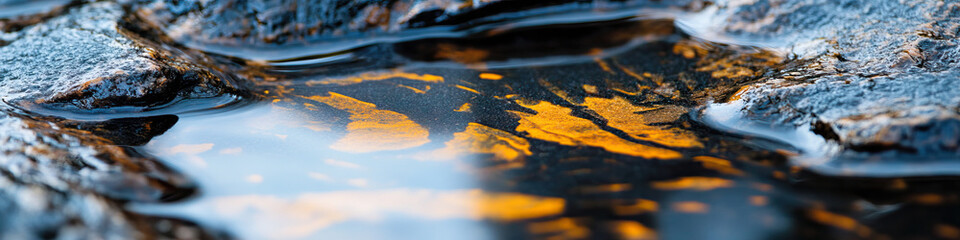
0 0 76 37
131 0 709 52
0 106 224 238
0 171 222 239
0 110 195 203
0 175 141 239
699 0 960 175
0 1 245 115
0 4 226 236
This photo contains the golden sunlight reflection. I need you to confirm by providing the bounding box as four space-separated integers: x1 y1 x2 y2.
510 100 682 159
126 30 790 239
430 122 532 162
138 188 563 239
302 92 431 153
132 92 551 239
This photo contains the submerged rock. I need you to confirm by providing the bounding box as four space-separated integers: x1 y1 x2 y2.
0 1 244 115
699 0 960 175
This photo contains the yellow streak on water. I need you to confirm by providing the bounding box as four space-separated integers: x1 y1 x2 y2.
509 100 681 159
305 71 444 86
582 96 703 148
609 221 657 240
692 156 745 176
456 85 481 94
302 92 430 153
433 122 532 161
672 201 709 213
435 43 490 63
611 199 659 216
595 58 615 74
651 177 735 191
209 189 564 238
528 218 590 239
454 102 472 112
397 84 429 94
729 85 751 102
479 73 503 80
807 209 873 238
476 190 566 221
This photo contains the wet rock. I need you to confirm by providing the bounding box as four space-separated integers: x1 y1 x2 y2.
0 110 195 203
0 107 223 238
700 0 960 174
0 173 222 239
0 0 75 35
705 0 960 73
132 0 708 50
0 175 141 239
0 1 244 114
0 3 227 236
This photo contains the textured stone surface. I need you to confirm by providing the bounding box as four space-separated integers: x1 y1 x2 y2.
0 2 243 113
0 2 235 238
0 108 217 239
133 0 708 47
704 0 960 161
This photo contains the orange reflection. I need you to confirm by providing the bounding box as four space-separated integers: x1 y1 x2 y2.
456 85 481 94
436 43 490 63
807 209 873 238
303 92 430 152
611 199 659 216
476 191 566 221
936 224 960 239
208 189 564 238
528 218 590 239
749 196 768 206
433 122 532 161
652 177 734 191
454 103 472 112
692 156 745 176
305 71 444 86
479 73 503 80
672 201 709 213
582 96 702 148
608 221 657 240
510 100 681 159
728 85 751 102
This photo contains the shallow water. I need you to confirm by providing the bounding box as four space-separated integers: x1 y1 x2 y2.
123 16 920 239
5 1 960 239
126 16 805 239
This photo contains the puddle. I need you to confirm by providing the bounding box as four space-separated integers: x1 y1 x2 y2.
4 1 959 239
120 16 839 239
132 103 498 239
